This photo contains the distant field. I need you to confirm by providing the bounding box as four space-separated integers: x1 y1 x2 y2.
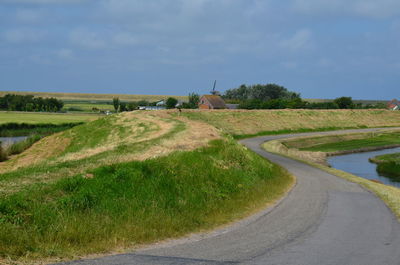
63 103 114 112
182 109 400 137
0 112 101 124
0 91 188 102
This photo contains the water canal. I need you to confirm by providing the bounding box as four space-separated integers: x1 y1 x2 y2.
0 136 28 147
328 147 400 188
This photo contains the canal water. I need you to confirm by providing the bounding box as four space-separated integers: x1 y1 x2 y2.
328 147 400 188
0 136 28 147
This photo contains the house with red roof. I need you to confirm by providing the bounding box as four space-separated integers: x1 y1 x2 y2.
198 95 227 109
387 99 399 110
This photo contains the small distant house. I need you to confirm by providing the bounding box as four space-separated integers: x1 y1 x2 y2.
139 106 166 110
199 95 227 109
387 99 399 110
156 100 165 106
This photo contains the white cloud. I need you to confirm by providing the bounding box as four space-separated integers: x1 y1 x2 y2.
280 29 313 51
15 9 42 23
0 0 87 4
292 0 400 18
55 48 74 59
113 32 138 46
281 61 298 69
69 28 106 49
29 54 51 64
2 28 46 43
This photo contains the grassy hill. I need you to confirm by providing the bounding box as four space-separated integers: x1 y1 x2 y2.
0 110 292 264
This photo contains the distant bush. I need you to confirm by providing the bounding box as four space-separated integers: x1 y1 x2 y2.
166 97 178 109
334 97 354 109
224 83 300 102
0 94 63 112
67 107 83 112
376 162 400 180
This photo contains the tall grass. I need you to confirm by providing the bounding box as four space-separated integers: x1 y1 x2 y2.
6 135 42 156
0 135 43 162
0 122 82 137
376 162 400 180
0 139 292 262
0 145 6 162
370 153 400 180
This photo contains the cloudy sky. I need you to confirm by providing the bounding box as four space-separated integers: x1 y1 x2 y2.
1 0 399 99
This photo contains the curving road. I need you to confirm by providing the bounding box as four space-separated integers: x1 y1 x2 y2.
58 128 400 265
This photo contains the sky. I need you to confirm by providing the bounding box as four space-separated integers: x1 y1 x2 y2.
0 0 399 99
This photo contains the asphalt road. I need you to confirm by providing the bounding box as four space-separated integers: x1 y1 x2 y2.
58 128 400 265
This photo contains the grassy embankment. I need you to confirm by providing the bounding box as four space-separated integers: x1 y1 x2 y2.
0 110 293 263
370 153 400 180
261 130 400 220
288 132 400 152
181 109 400 139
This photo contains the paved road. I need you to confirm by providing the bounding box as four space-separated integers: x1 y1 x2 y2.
58 128 400 265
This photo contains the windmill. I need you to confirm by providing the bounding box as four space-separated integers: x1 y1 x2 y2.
210 80 219 95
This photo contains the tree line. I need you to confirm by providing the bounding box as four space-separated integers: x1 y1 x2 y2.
111 93 200 112
223 84 385 110
0 94 64 112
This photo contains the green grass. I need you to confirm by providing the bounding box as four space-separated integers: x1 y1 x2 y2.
0 139 292 262
0 112 100 125
370 153 400 181
63 103 114 112
298 132 400 152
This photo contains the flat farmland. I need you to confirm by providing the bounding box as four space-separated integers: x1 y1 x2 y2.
63 103 114 112
0 91 187 102
0 111 101 124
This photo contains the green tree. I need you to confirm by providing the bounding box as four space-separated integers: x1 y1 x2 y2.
113 98 120 112
334 97 354 109
166 97 178 109
224 83 300 101
188 92 200 108
119 102 127 112
127 102 138 111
